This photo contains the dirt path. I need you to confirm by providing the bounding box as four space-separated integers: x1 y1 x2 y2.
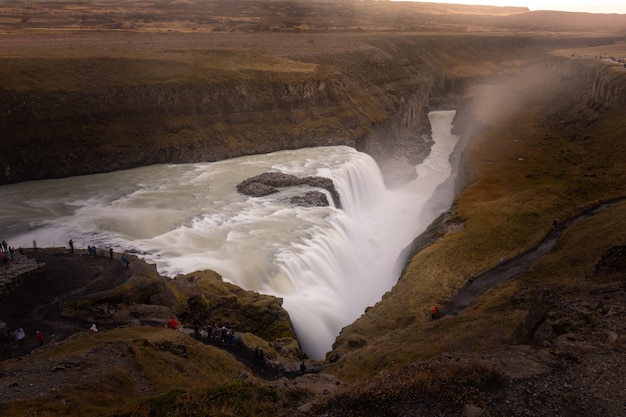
441 197 626 317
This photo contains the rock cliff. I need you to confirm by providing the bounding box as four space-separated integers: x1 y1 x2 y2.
0 68 366 183
543 54 626 108
4 34 614 186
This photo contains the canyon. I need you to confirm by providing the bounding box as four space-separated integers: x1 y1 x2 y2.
1 1 626 416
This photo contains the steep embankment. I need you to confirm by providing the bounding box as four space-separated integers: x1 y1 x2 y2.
543 54 626 107
0 33 595 186
329 46 626 385
0 50 378 184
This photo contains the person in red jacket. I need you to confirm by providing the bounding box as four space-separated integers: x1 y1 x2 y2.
431 305 440 320
35 330 44 346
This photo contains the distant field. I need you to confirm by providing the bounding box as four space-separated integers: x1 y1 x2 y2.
0 48 318 93
552 41 626 62
0 0 624 37
0 0 528 35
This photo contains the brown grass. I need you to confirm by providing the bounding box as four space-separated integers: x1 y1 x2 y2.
0 49 318 93
1 326 246 416
314 360 499 416
331 56 626 380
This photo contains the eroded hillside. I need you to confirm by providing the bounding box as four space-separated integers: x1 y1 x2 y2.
326 45 626 415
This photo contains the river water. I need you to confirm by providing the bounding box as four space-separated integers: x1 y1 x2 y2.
0 110 460 359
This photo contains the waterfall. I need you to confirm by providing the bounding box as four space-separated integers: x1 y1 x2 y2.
0 111 460 360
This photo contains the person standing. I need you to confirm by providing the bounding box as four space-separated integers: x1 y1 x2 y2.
109 248 114 259
431 305 440 320
14 327 25 344
35 330 44 346
69 239 74 254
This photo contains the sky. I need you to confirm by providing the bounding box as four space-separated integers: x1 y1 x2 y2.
392 0 626 15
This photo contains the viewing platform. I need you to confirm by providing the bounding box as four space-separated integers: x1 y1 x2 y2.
0 253 45 298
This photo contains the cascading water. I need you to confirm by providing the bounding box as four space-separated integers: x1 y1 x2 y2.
0 110 460 359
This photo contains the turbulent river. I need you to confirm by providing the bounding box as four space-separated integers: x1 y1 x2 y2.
0 110 460 359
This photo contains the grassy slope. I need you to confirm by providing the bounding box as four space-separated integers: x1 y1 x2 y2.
330 56 626 381
1 326 247 416
0 50 319 92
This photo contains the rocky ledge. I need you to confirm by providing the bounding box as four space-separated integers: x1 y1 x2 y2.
236 172 342 208
0 248 299 361
0 253 45 298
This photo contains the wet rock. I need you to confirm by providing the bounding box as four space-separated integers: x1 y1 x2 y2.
236 172 341 208
289 191 329 207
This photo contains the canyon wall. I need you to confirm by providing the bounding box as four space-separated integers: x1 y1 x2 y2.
0 72 370 184
2 34 623 186
543 55 626 107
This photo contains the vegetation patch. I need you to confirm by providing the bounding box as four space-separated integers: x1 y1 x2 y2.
313 361 499 417
122 381 312 417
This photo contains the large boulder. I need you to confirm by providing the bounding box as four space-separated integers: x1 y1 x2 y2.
236 172 341 208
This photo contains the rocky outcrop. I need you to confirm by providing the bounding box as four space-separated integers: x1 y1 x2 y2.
0 248 297 358
0 78 331 122
236 172 341 208
0 253 45 298
168 271 296 342
513 285 624 351
0 71 367 184
289 191 330 207
57 257 297 343
592 243 626 276
543 54 626 107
